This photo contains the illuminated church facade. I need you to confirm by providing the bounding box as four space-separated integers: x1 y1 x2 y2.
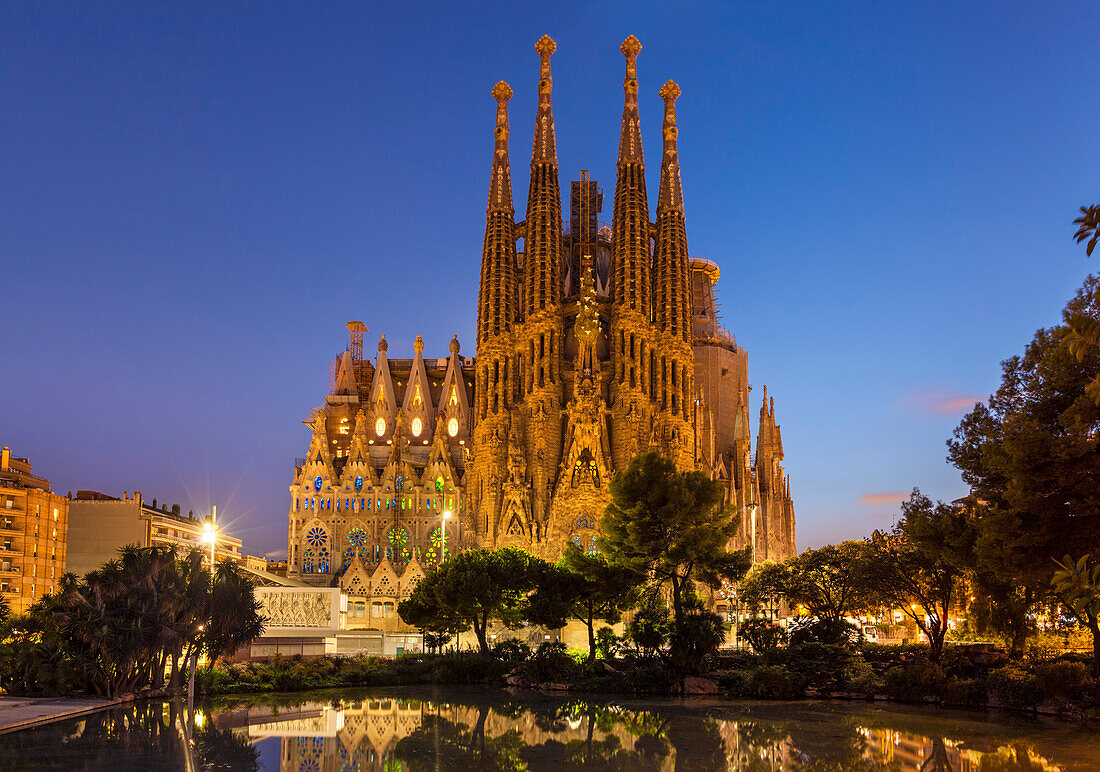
285 36 796 627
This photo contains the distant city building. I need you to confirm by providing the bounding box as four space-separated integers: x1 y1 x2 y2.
285 36 797 634
0 446 69 614
66 490 258 576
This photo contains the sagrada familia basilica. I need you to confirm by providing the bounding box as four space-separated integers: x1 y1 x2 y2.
285 36 796 624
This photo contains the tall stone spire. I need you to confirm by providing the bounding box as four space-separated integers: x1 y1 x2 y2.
476 81 517 348
523 35 563 318
654 80 690 343
609 35 654 468
611 34 650 315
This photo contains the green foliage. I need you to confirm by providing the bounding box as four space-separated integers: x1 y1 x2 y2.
399 547 550 655
600 452 750 671
523 642 581 683
527 545 642 660
788 617 860 647
667 603 726 675
883 661 946 702
625 593 670 657
779 643 860 692
1051 553 1100 676
594 627 621 659
1033 660 1092 705
987 664 1043 708
738 617 788 654
748 666 806 699
1074 204 1100 257
0 545 262 698
491 639 531 662
949 276 1100 654
862 491 965 662
741 542 874 625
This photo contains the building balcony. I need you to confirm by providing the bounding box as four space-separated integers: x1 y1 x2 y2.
0 521 20 533
0 565 19 575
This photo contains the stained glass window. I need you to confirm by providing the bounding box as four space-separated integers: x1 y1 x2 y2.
375 417 386 436
435 476 444 492
314 476 323 492
388 527 409 547
395 476 404 492
302 548 315 574
447 417 459 437
411 417 422 436
305 526 327 548
354 475 364 492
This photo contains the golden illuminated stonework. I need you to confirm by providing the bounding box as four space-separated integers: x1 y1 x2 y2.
284 36 797 631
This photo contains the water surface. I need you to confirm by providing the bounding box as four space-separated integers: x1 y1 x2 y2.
3 686 1097 770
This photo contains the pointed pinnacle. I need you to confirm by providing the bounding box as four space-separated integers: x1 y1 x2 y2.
620 35 642 59
660 80 681 105
491 80 513 104
535 34 557 58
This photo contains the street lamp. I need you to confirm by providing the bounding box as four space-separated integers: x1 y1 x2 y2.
203 505 218 571
441 509 451 563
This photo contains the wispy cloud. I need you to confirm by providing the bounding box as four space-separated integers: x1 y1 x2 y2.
904 391 984 416
264 549 288 560
859 491 908 506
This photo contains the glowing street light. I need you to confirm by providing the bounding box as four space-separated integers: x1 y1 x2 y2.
203 505 218 570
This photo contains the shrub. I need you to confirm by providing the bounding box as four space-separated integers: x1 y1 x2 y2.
738 618 788 654
941 677 987 707
491 640 530 663
713 668 754 697
883 661 946 702
987 665 1042 708
595 627 621 659
749 666 806 699
1034 661 1090 705
788 617 860 647
780 643 858 692
523 642 579 683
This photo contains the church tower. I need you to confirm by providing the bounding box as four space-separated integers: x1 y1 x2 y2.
652 81 695 469
609 35 655 468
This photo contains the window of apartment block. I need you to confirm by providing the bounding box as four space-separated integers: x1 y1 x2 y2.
4 497 12 509
52 509 57 521
35 505 40 517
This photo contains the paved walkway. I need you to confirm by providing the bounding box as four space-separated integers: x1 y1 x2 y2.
0 696 123 734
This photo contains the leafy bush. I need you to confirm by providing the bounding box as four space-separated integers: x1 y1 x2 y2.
883 661 946 702
738 618 788 654
668 610 726 675
987 665 1042 708
491 639 530 662
749 666 806 699
595 627 621 659
779 643 858 691
1034 660 1090 705
523 642 580 683
713 668 754 697
788 617 860 647
941 677 987 707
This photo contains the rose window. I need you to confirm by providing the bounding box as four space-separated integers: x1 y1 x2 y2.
305 526 327 549
388 527 408 547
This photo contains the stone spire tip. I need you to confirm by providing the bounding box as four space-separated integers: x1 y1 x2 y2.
491 80 513 104
535 34 557 58
659 80 681 104
620 35 642 59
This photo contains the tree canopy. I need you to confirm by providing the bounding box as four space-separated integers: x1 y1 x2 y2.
398 547 549 655
527 545 643 660
599 452 751 627
948 275 1100 651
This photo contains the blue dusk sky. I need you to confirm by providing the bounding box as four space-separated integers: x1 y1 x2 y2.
2 2 1097 559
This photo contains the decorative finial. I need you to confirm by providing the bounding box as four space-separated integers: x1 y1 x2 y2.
378 334 388 353
491 80 513 105
535 35 556 95
620 34 642 59
449 334 460 355
659 79 681 105
621 36 641 101
414 334 424 353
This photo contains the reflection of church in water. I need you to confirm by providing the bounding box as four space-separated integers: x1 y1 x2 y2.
284 35 797 626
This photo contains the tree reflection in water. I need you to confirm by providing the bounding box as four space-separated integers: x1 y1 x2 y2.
0 692 1087 771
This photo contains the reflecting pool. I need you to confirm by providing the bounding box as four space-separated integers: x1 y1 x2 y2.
3 687 1098 770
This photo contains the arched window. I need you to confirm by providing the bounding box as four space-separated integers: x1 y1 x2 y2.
302 548 315 574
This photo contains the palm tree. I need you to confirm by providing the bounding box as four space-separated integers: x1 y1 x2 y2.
1069 206 1100 404
1074 205 1100 257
